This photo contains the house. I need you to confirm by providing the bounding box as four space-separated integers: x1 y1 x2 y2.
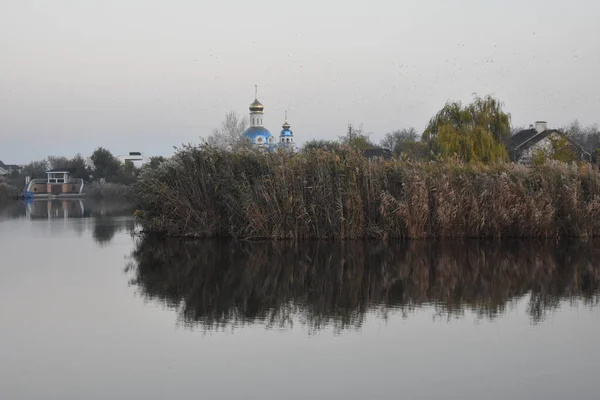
509 121 590 164
118 152 146 168
0 160 22 176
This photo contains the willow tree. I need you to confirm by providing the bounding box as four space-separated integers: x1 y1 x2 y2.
423 95 511 162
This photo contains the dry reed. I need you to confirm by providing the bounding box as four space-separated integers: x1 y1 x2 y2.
135 145 600 239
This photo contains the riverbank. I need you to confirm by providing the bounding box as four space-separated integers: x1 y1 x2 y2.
134 146 600 239
0 182 18 204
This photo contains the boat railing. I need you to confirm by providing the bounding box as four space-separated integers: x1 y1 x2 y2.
26 178 47 192
26 178 85 193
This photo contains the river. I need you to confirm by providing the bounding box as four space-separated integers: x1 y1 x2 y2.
1 200 599 399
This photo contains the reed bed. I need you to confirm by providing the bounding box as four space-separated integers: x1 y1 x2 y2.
84 182 135 200
135 145 600 239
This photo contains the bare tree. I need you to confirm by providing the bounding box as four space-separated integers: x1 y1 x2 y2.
380 127 419 152
339 123 375 150
205 111 250 151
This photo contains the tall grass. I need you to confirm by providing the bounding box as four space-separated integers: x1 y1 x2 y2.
135 145 600 239
84 182 135 200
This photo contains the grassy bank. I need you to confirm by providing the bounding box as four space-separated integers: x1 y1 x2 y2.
0 182 18 204
135 145 600 239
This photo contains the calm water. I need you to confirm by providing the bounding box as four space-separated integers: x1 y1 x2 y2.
1 201 600 400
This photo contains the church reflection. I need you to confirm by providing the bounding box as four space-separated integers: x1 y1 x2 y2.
127 239 600 331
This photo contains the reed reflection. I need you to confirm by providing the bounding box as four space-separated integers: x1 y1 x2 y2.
127 239 600 331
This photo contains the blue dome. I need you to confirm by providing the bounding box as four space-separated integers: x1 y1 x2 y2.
280 128 294 137
244 126 274 145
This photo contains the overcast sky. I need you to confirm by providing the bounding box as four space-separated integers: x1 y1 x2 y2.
1 0 599 162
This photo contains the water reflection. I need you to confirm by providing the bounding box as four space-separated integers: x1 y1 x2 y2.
0 199 136 245
127 239 600 331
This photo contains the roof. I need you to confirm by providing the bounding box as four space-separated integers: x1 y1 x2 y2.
0 161 21 169
249 99 264 112
46 170 71 174
243 126 273 140
280 128 294 137
509 129 539 149
509 129 590 157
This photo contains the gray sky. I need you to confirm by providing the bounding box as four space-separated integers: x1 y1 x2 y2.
1 0 599 163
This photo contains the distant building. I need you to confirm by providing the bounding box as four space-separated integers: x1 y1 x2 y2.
242 86 298 151
118 152 146 167
509 121 590 164
278 111 296 150
0 160 22 176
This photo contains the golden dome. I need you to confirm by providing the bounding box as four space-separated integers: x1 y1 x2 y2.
249 99 264 113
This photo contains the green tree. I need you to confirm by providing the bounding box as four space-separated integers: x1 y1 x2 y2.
340 124 376 150
531 149 547 166
549 136 578 163
48 154 89 179
47 156 70 170
68 154 89 180
145 156 167 171
423 95 511 162
593 148 600 164
90 147 121 182
123 160 136 177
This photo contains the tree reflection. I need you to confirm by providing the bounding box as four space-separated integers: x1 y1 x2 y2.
126 239 600 331
93 216 135 246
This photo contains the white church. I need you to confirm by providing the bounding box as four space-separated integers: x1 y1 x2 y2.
242 87 297 151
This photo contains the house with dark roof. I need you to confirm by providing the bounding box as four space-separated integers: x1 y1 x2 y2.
509 121 590 164
0 161 23 176
0 161 20 176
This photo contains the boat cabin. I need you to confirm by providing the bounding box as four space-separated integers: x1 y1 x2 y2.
25 170 85 197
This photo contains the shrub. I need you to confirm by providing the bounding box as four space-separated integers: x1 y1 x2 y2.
84 182 135 200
